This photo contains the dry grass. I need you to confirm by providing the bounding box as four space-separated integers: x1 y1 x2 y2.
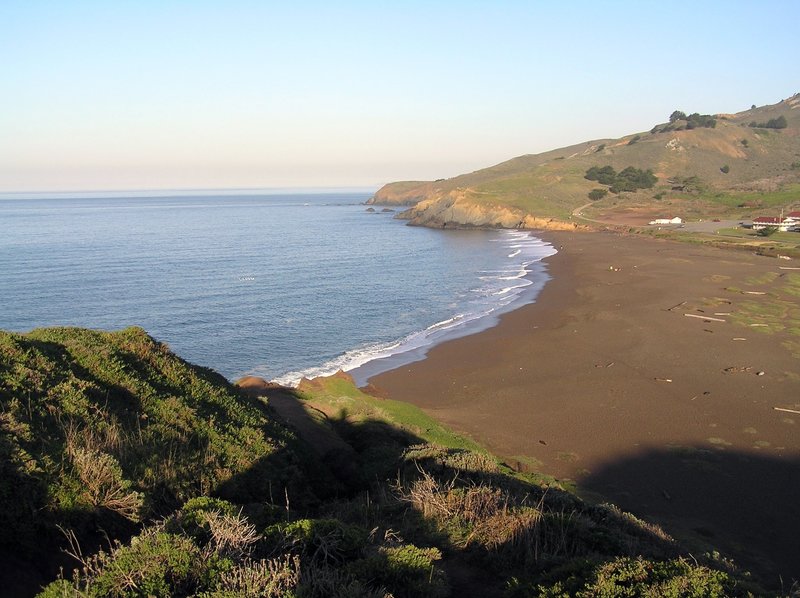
397 467 579 563
215 554 301 597
68 447 142 521
201 509 259 560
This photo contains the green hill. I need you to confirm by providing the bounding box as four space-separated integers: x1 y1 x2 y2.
1 327 766 596
370 94 800 228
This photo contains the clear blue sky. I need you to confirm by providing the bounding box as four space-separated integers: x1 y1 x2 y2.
1 1 797 192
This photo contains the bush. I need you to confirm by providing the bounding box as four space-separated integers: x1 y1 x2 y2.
668 110 716 129
584 166 617 186
532 556 737 597
351 545 448 598
720 165 730 174
766 115 787 129
627 135 641 145
586 166 656 194
588 188 608 201
749 115 787 129
264 518 368 565
669 110 686 123
756 227 778 237
609 167 657 194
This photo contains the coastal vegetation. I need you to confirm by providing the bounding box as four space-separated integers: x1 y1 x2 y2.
0 327 766 596
369 94 800 231
749 115 788 129
584 165 657 194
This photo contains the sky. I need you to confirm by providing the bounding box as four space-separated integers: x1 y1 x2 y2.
1 1 798 193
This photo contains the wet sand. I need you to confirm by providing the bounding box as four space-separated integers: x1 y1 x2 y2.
368 230 800 585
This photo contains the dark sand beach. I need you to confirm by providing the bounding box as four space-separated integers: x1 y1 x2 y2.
368 230 800 584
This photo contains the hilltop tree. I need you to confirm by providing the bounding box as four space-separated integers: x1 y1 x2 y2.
669 110 687 123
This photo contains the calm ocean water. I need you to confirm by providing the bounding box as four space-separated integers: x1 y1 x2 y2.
0 191 555 385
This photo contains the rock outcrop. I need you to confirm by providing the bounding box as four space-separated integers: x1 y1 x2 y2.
397 190 584 231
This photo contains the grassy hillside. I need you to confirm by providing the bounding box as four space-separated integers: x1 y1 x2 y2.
371 94 800 224
1 333 766 596
0 327 326 596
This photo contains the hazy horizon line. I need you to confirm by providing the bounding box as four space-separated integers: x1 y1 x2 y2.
0 185 380 200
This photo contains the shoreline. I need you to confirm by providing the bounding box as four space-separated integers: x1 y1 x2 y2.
349 234 554 387
272 229 556 388
367 229 800 583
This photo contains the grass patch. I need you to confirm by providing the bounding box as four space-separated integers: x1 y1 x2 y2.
297 373 485 454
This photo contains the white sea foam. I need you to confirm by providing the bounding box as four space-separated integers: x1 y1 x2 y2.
269 229 557 387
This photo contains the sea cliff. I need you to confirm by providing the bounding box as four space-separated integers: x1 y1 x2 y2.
394 188 583 230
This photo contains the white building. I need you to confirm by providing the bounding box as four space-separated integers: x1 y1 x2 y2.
648 217 682 225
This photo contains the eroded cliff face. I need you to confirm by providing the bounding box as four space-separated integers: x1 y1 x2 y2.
396 191 583 231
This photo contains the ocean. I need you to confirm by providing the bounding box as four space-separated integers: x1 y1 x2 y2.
0 191 556 385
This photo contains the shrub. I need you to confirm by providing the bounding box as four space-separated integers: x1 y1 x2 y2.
584 166 617 186
669 110 686 123
669 110 716 129
609 167 657 194
627 135 641 145
178 496 238 536
39 529 212 598
350 545 448 598
720 165 730 174
749 115 787 129
586 166 656 194
264 518 368 565
588 189 608 201
532 556 737 597
766 115 787 129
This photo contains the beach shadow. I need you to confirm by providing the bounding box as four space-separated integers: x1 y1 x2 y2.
580 446 800 588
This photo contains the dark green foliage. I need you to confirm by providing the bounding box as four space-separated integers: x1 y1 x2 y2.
609 167 657 194
264 518 368 565
586 166 656 193
756 226 779 237
595 143 605 152
684 113 717 129
14 327 767 597
89 532 203 597
627 135 641 145
666 110 716 129
588 188 608 201
791 161 800 170
720 165 730 174
741 138 749 147
350 545 449 598
0 326 301 582
749 115 788 129
584 165 617 186
525 556 742 597
669 110 686 123
767 115 787 129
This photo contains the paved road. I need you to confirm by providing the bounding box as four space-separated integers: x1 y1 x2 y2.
677 219 747 233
